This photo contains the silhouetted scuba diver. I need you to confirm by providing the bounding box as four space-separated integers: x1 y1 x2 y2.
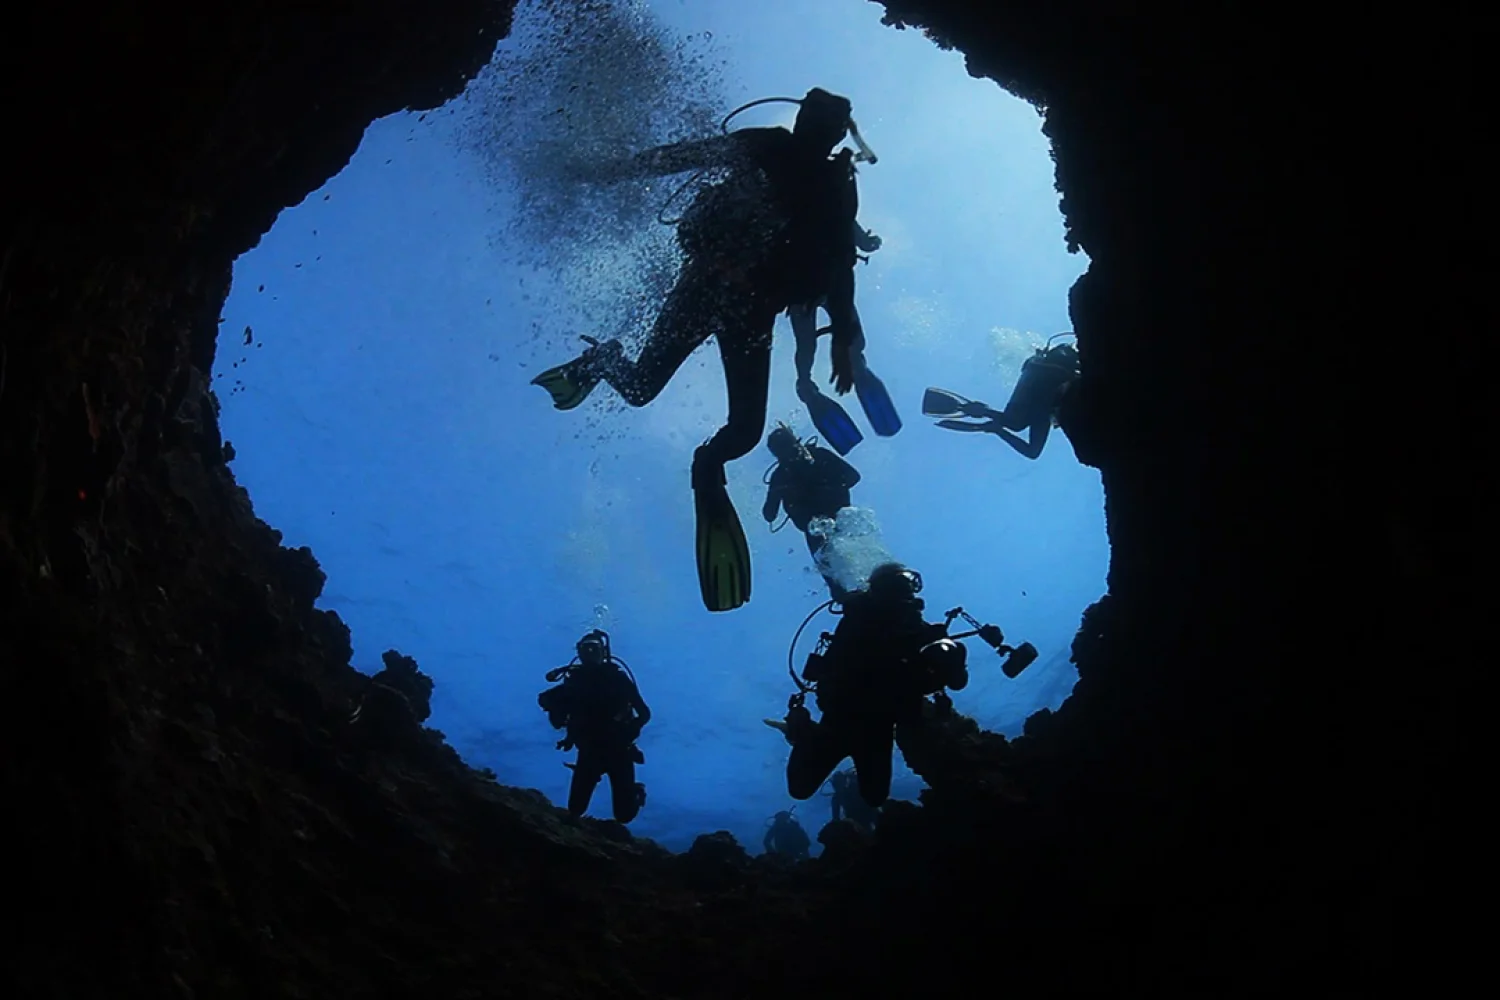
761 424 860 595
763 809 812 860
923 335 1081 459
771 563 1038 809
826 768 880 831
530 88 876 613
537 630 651 823
789 221 899 455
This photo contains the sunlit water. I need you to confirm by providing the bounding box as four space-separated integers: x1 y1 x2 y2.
214 0 1101 851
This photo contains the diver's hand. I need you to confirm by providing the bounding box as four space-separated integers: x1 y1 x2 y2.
829 341 856 395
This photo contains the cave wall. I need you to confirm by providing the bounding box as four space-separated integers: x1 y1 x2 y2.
866 1 1475 986
1 0 1472 995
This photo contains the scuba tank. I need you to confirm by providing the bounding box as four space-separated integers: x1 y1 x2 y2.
1006 338 1080 424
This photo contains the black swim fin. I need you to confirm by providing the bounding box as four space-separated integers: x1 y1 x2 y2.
922 387 972 418
854 368 902 437
694 480 752 612
935 418 994 434
801 385 863 456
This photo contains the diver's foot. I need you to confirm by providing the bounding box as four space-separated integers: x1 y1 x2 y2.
693 467 751 612
530 337 622 411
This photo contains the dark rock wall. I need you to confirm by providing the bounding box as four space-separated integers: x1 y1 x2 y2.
1 0 1472 996
867 2 1476 989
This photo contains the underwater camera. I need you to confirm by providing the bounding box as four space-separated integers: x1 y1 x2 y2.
944 608 1038 679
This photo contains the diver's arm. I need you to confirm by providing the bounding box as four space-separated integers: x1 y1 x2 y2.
601 130 759 182
823 265 860 395
997 421 1049 460
630 685 652 729
763 828 775 852
762 481 783 523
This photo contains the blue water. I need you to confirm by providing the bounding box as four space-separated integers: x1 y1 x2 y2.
214 0 1101 851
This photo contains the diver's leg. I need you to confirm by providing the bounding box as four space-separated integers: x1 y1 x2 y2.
690 308 775 488
850 726 895 807
790 305 818 389
600 262 714 407
893 709 943 785
993 401 1032 432
606 754 642 824
567 750 604 816
996 417 1051 460
845 303 870 379
787 722 850 800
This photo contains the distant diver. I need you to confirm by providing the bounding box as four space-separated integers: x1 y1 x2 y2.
789 220 899 455
761 424 861 597
537 630 652 824
763 809 812 860
770 563 1038 809
530 87 876 612
923 335 1081 459
348 649 437 744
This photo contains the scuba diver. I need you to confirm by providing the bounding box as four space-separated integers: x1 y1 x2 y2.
827 768 880 831
536 630 652 824
762 809 812 860
770 563 1037 808
789 221 899 455
923 335 1081 460
530 88 877 613
761 424 860 596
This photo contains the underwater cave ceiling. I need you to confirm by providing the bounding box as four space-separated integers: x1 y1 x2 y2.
0 0 1468 995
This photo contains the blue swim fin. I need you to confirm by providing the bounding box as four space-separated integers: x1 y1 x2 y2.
801 385 864 456
854 368 902 437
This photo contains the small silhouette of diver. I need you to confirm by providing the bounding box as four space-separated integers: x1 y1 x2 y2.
925 338 1081 459
763 809 812 860
776 563 972 809
788 221 899 455
537 630 651 823
761 424 860 596
530 88 870 613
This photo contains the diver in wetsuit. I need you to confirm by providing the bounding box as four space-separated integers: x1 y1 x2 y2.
925 339 1081 459
788 221 899 455
537 630 652 824
761 424 861 595
778 563 972 809
530 88 870 613
763 809 812 860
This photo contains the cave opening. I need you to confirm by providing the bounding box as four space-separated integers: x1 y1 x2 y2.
209 0 1102 851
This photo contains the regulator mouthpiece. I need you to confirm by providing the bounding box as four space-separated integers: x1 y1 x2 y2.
848 119 878 165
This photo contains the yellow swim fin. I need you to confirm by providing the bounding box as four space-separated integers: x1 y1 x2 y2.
694 481 751 612
530 337 620 411
530 354 601 411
